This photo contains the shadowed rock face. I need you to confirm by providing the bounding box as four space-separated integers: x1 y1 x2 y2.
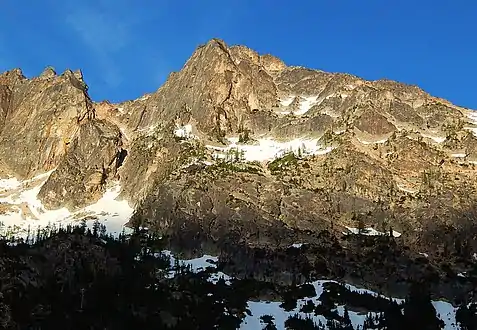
354 108 396 136
0 85 12 131
388 100 424 126
38 119 124 211
1 39 477 269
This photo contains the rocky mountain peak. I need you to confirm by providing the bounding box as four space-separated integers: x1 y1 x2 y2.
0 66 96 179
260 53 287 72
1 39 477 276
1 39 477 329
62 68 89 92
72 69 84 81
120 38 279 144
39 66 57 79
0 68 26 86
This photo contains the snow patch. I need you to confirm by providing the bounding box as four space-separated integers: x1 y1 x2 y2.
279 95 319 115
466 111 477 124
315 146 335 155
138 94 150 101
336 305 374 329
464 126 477 137
279 96 295 107
163 251 218 272
451 153 467 158
397 183 418 194
422 134 446 143
295 96 319 115
344 226 402 238
174 124 195 139
81 185 135 235
241 281 328 330
334 129 346 135
356 137 388 145
0 173 134 239
241 280 408 329
290 243 305 249
463 111 477 137
344 283 405 304
0 177 22 191
432 301 459 330
162 251 232 285
206 137 334 162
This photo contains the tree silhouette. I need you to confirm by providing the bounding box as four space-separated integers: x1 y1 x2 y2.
402 282 444 330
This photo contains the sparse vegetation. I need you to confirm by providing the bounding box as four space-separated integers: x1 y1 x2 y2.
268 152 299 173
238 128 251 143
226 147 245 162
320 130 334 146
421 167 443 192
215 160 262 174
180 142 208 162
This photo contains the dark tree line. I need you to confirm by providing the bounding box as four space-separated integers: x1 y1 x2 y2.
0 223 475 329
0 223 248 329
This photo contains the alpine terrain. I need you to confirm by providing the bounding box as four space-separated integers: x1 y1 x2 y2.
0 39 477 329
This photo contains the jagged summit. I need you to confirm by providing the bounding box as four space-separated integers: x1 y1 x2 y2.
0 68 26 86
0 39 477 277
39 66 57 79
1 39 476 329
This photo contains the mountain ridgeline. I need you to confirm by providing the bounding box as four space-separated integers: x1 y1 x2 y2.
1 38 477 306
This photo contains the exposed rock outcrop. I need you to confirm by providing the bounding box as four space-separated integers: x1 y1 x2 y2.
116 39 477 255
119 39 278 141
1 38 477 262
0 68 94 179
0 85 12 131
38 119 124 210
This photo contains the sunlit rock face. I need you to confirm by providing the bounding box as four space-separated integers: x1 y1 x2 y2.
1 40 477 304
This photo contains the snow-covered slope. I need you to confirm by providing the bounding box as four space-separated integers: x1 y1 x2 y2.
164 251 460 330
206 137 334 162
0 171 134 238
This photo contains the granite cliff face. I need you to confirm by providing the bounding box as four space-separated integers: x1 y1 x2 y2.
0 68 93 180
1 38 477 261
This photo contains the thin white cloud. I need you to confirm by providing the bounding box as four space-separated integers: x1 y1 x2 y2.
64 2 133 87
65 6 130 53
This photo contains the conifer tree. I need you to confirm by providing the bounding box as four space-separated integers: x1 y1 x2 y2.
403 282 444 330
342 306 354 330
456 302 477 330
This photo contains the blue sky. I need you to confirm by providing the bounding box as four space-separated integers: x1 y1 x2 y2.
0 1 476 108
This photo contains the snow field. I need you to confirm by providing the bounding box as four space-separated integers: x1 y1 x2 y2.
207 137 334 162
0 172 134 239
